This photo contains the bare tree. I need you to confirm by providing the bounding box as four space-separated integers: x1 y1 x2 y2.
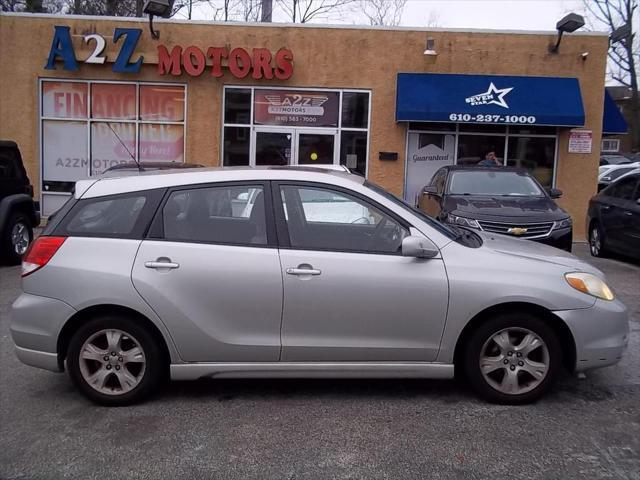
361 0 406 26
1 0 63 11
582 0 639 150
276 0 354 23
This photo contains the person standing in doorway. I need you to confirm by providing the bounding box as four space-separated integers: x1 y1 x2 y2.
478 150 502 167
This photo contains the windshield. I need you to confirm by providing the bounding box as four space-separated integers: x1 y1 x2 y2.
364 180 457 239
448 170 545 197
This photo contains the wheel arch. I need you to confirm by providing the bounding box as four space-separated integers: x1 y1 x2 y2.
453 301 577 375
56 304 171 375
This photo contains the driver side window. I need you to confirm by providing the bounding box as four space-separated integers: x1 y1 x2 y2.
279 185 409 254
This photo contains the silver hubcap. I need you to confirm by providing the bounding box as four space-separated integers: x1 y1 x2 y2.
11 222 30 255
590 227 601 255
79 329 146 396
479 327 550 395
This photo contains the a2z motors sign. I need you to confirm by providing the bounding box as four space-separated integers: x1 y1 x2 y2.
254 90 339 127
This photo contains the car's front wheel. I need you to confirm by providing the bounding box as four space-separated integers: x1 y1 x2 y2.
66 316 164 406
463 313 561 404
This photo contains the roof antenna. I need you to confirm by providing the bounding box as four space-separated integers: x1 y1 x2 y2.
105 122 144 172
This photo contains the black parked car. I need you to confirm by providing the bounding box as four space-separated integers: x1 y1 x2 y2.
419 165 572 251
0 141 40 264
587 172 640 259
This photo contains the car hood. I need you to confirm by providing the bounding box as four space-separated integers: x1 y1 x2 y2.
476 231 603 275
445 195 568 222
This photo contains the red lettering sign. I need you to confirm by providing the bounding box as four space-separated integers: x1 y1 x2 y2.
156 45 293 80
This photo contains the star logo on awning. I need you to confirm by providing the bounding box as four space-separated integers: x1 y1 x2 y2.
465 83 514 109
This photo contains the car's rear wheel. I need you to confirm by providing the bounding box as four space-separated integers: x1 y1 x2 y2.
2 212 33 265
463 313 561 404
589 222 607 258
67 316 164 406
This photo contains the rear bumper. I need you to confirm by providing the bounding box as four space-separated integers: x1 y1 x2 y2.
10 293 76 372
554 298 629 372
14 346 61 372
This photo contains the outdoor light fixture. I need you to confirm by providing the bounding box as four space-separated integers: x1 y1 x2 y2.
549 12 585 53
143 0 174 40
610 23 631 44
423 38 437 56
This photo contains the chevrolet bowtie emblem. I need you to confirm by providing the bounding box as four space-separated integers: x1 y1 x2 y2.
508 227 528 236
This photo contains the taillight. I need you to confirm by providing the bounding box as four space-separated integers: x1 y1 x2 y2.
21 236 66 277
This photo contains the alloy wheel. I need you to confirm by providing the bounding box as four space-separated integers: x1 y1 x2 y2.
590 226 601 256
479 327 550 395
78 329 146 396
11 221 30 255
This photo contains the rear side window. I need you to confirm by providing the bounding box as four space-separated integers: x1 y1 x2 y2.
54 189 164 238
162 185 268 246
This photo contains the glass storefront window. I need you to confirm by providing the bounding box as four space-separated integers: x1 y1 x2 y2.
507 136 556 187
40 81 186 216
42 82 88 119
408 122 455 132
139 124 184 163
509 125 556 135
42 120 88 184
140 85 185 122
91 83 136 120
341 92 369 129
340 131 367 175
223 127 251 166
457 134 505 166
458 124 506 133
90 122 136 175
224 88 251 124
222 87 370 173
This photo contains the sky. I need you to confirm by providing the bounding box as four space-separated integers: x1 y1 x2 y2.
181 0 595 33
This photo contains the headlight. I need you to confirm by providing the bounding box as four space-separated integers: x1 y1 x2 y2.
554 217 572 229
565 272 614 301
446 214 480 229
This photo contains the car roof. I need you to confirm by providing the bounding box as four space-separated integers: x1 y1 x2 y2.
76 166 365 199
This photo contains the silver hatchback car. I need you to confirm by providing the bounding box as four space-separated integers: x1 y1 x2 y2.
11 167 629 405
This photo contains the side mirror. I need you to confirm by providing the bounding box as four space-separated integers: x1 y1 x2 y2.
422 185 439 196
549 188 563 199
402 235 439 258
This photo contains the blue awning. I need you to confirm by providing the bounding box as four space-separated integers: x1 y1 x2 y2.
396 73 585 127
602 90 628 134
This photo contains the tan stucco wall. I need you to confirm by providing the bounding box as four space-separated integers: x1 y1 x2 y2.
0 13 609 239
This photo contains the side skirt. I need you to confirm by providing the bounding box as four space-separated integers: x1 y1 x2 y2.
170 362 454 380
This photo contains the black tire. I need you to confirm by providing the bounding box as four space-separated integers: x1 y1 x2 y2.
589 222 607 258
1 212 33 265
462 312 562 405
67 316 164 406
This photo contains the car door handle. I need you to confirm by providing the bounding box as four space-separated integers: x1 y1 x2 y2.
145 260 180 269
286 267 321 276
624 211 633 216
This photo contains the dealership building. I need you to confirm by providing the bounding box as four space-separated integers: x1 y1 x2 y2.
0 12 627 238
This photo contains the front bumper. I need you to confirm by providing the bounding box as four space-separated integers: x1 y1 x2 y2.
532 226 573 251
554 298 629 372
10 293 76 372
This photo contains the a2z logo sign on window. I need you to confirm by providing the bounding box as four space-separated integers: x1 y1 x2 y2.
45 26 144 73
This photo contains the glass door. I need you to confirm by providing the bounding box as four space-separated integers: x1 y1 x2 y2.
254 128 293 166
296 131 337 165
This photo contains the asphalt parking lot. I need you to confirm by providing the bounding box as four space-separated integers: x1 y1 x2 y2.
0 243 639 480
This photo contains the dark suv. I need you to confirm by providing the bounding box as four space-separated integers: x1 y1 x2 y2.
0 141 40 264
419 166 573 251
